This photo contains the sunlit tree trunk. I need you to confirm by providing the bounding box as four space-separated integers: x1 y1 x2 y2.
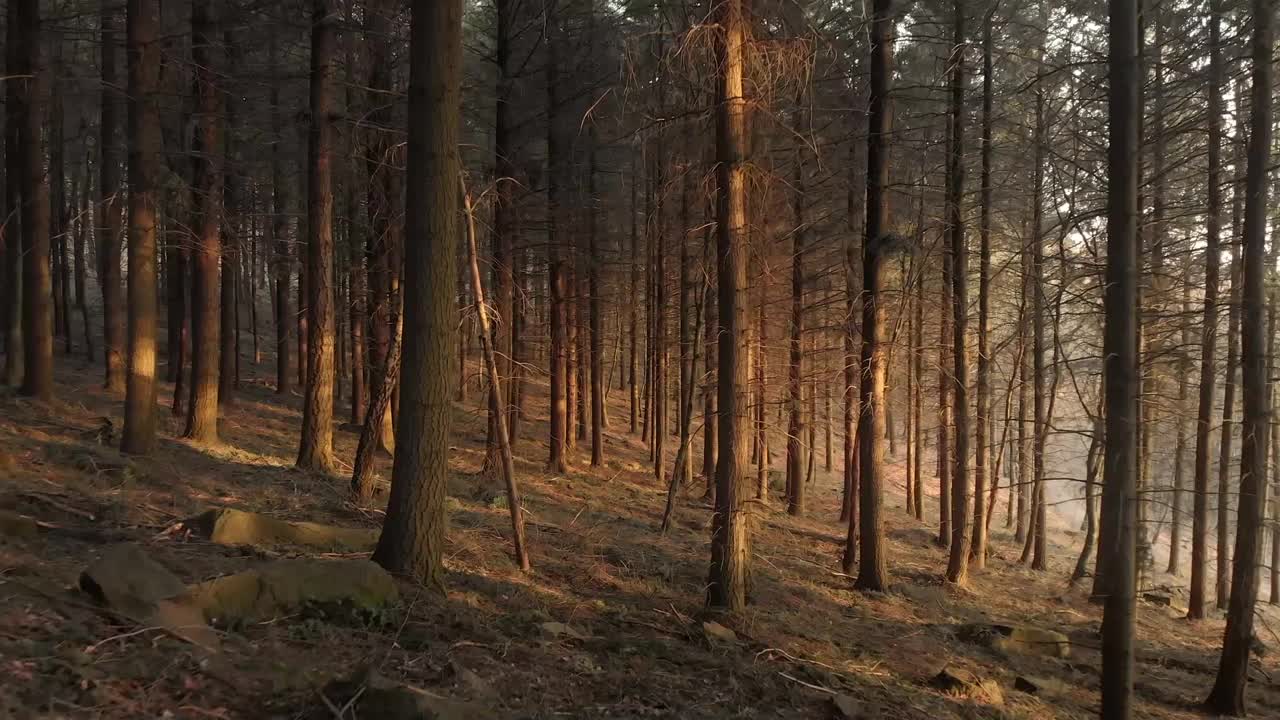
296 0 338 473
121 0 162 455
706 0 751 611
373 0 460 585
183 0 223 442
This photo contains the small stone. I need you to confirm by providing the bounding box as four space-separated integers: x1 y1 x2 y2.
701 620 739 645
930 667 1004 705
539 621 588 641
1013 676 1040 695
80 544 187 620
831 694 860 718
1142 592 1172 607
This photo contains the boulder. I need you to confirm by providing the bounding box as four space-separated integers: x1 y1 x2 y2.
930 667 1004 705
182 508 379 552
79 544 187 620
955 623 1070 658
79 544 219 648
185 558 398 627
320 668 495 720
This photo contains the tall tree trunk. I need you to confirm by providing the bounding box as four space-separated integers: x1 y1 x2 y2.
270 33 292 397
853 0 893 594
2 2 22 389
970 5 994 568
944 0 970 586
220 43 240 406
183 0 222 442
373 0 461 588
1168 257 1191 574
363 0 397 455
1218 226 1240 609
787 122 806 516
16 0 53 401
486 0 516 471
1188 0 1223 621
702 200 717 501
100 6 124 391
706 0 750 612
1099 0 1141 713
1205 1 1271 711
121 0 161 455
297 0 338 473
546 3 568 474
630 149 640 435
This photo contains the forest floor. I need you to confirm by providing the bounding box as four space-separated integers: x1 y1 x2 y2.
1 353 1279 719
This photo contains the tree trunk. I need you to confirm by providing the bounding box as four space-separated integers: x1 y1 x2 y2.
183 0 222 442
100 6 125 392
853 0 893 594
1099 0 1141 712
546 5 568 474
1218 228 1241 610
296 0 338 473
1188 0 1223 621
970 6 993 568
944 0 970 586
121 0 161 455
16 0 53 401
270 33 292 397
486 0 517 471
1168 257 1191 574
1205 2 1271 711
2 3 22 389
787 122 806 516
372 0 461 588
706 0 751 612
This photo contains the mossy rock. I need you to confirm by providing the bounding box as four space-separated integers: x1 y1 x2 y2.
185 558 398 627
956 623 1071 658
79 544 188 619
183 507 379 552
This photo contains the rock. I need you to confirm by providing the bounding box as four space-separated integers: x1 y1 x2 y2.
184 558 397 627
182 507 379 552
930 667 1004 705
831 694 861 718
79 544 220 648
539 621 588 641
1252 633 1268 658
1013 676 1040 695
0 510 38 540
956 623 1070 658
320 668 494 720
701 620 740 645
79 544 187 620
1141 592 1172 607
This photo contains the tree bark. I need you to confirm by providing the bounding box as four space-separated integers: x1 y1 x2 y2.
100 6 125 392
853 0 893 594
970 5 994 568
296 0 338 473
183 0 222 442
706 0 751 612
121 0 162 455
1204 0 1271 710
944 0 970 586
15 0 53 401
1099 0 1141 713
372 0 461 588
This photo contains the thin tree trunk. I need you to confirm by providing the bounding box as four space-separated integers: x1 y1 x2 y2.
270 33 292 396
546 4 568 473
2 2 22 389
970 5 994 568
100 6 124 391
